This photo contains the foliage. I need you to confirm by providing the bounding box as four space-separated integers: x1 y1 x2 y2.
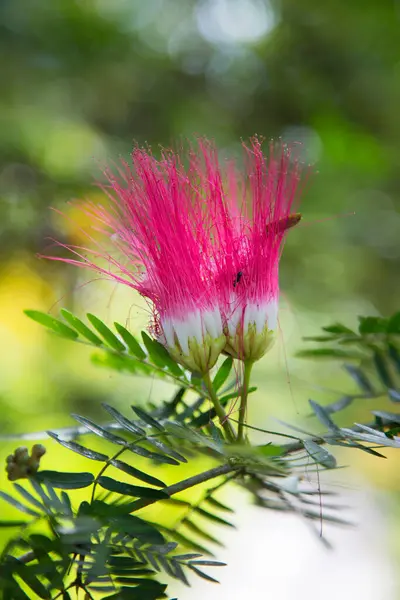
0 309 399 598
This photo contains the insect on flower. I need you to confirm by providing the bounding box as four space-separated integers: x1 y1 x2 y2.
233 271 243 288
233 214 302 289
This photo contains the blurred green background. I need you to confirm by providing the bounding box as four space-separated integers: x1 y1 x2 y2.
1 0 399 595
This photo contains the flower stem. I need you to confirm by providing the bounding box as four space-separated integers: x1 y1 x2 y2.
237 360 254 444
202 371 236 443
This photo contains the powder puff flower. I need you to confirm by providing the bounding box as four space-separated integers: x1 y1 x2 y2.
198 138 303 362
48 138 303 370
50 146 226 373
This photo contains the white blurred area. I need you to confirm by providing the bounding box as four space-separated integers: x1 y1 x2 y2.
177 480 397 599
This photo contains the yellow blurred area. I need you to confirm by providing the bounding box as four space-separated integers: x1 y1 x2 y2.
51 191 112 245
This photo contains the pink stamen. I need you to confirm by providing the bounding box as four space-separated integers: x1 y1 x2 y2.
45 137 305 351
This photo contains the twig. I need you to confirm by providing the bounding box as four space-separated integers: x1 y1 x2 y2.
129 463 238 512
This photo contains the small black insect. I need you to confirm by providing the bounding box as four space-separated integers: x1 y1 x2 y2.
233 271 243 288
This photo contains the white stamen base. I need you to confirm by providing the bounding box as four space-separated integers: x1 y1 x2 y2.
162 307 223 356
226 298 278 336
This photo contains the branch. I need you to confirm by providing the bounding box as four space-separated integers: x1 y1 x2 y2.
280 415 398 455
130 463 238 512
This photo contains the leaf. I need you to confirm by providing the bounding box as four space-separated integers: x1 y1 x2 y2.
358 316 388 335
114 323 147 358
28 533 55 554
373 351 394 388
0 519 29 527
297 348 362 359
303 440 337 468
61 491 73 516
173 553 203 560
110 515 165 545
44 483 65 513
87 313 126 351
212 358 233 392
372 411 400 424
131 406 165 432
71 414 128 445
344 364 375 394
107 556 148 569
60 309 103 345
341 426 400 447
91 352 146 375
13 484 47 513
188 560 226 566
35 471 95 489
208 421 224 447
10 560 51 598
195 507 235 528
140 551 159 572
176 396 206 422
24 310 78 340
187 564 220 583
219 387 256 405
389 389 400 403
102 403 146 436
182 519 223 546
204 496 234 513
98 476 169 499
114 575 164 586
190 408 219 428
141 332 183 376
0 491 41 517
159 387 187 419
109 459 166 487
326 438 387 458
322 323 356 335
126 443 180 465
387 312 400 334
309 400 342 434
1 579 31 600
140 332 165 366
47 431 109 461
103 583 167 600
302 335 340 342
28 479 52 508
388 343 400 373
147 542 178 555
160 526 214 557
322 395 355 414
144 437 188 463
256 444 284 457
170 560 189 585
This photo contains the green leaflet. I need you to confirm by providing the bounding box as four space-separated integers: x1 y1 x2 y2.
24 310 78 340
97 476 169 499
212 357 233 392
114 322 147 358
60 309 103 345
35 471 95 489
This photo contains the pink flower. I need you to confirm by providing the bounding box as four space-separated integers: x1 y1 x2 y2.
194 138 303 361
48 138 303 369
49 145 226 372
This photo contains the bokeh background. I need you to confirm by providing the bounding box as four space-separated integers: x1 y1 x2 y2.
1 0 400 598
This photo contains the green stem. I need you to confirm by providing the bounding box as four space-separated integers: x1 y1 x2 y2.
202 371 236 442
237 360 254 444
129 463 237 512
90 445 127 503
